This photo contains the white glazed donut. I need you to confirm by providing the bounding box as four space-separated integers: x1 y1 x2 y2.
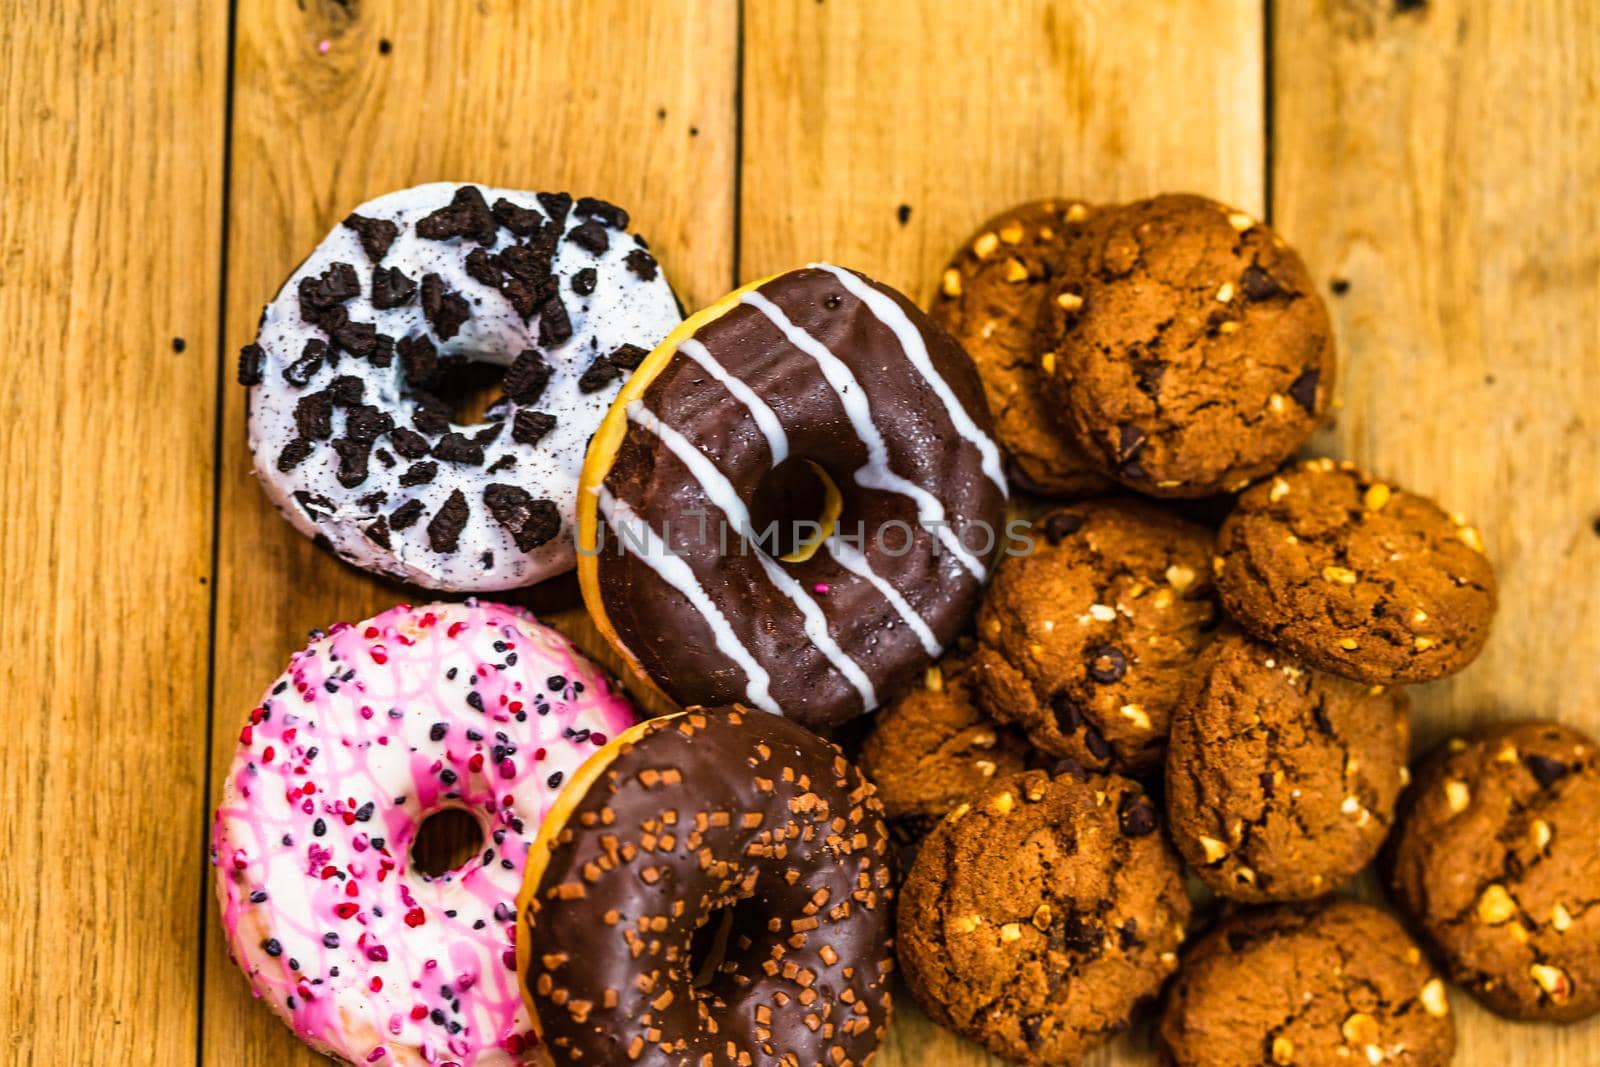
238 183 682 591
211 600 637 1065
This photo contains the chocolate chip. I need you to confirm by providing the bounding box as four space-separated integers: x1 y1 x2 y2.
1051 757 1089 782
432 432 485 466
571 267 597 295
1525 753 1569 788
389 427 430 459
577 355 620 393
277 438 313 472
421 274 471 341
536 192 572 228
295 391 335 440
396 460 435 487
1240 264 1286 301
427 489 470 552
284 339 327 386
1117 423 1147 462
511 410 556 445
327 375 364 406
333 438 371 487
492 198 544 237
464 247 503 287
574 197 629 230
484 484 561 551
1087 646 1128 684
1117 791 1158 836
1057 914 1101 954
343 213 399 263
371 265 417 309
416 185 497 245
397 334 438 385
1042 510 1085 545
345 405 395 443
390 499 425 530
1082 722 1112 761
624 248 658 281
897 204 912 225
410 391 451 435
237 343 265 386
566 220 609 255
1330 278 1351 296
609 343 649 370
538 295 572 347
363 516 391 548
1050 691 1083 732
1289 370 1320 412
1118 919 1143 950
502 350 552 403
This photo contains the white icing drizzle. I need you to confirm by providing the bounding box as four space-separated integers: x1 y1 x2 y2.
677 337 790 465
823 535 942 657
740 290 988 580
624 402 878 710
596 485 781 716
811 262 1009 497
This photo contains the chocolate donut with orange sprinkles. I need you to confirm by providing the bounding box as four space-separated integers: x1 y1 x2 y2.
516 707 895 1065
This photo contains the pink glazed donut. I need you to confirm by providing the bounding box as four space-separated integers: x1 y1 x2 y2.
212 600 635 1065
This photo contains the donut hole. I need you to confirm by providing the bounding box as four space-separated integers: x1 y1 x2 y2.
409 806 486 879
748 458 843 563
688 894 764 991
427 356 508 426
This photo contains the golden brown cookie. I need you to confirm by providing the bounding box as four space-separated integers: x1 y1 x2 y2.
1038 193 1335 497
898 767 1190 1065
1157 899 1455 1067
971 499 1219 774
1165 630 1411 902
929 200 1115 496
1387 721 1600 1022
1214 458 1498 684
858 652 1031 835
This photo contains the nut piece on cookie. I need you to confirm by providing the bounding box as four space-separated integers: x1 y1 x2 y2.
930 199 1114 497
1165 630 1412 902
858 651 1031 837
1158 899 1455 1067
1214 458 1498 684
1388 721 1600 1023
971 499 1218 773
898 767 1190 1065
1037 193 1335 497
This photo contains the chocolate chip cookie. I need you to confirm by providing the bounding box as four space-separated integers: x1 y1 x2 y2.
1037 193 1334 497
1158 899 1456 1067
858 652 1031 835
930 200 1115 496
898 767 1190 1065
1215 458 1498 684
1165 630 1412 902
1387 721 1600 1022
971 499 1219 773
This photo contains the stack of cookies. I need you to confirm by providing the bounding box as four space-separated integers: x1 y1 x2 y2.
861 194 1598 1065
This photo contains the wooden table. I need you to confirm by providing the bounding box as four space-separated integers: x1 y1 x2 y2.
3 1 1597 1063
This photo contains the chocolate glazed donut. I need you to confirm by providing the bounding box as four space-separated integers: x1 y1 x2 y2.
516 707 895 1066
577 265 1008 730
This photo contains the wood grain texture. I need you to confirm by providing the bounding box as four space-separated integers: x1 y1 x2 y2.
1274 0 1600 1058
741 3 1263 1063
0 2 226 1064
201 2 736 1064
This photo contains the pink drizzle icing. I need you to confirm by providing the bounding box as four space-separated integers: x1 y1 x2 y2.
212 600 636 1065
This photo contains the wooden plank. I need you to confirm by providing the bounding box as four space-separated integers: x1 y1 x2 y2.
201 2 737 1063
0 2 227 1065
1274 0 1600 1060
741 3 1264 1063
